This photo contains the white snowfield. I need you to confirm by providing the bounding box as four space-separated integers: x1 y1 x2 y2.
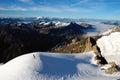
0 51 120 80
97 32 120 65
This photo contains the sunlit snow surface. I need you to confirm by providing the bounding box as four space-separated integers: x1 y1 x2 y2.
0 52 120 80
97 32 120 66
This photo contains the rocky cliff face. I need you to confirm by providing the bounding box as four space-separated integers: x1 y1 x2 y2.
84 37 108 65
50 37 86 53
51 36 101 54
84 35 120 74
79 23 93 29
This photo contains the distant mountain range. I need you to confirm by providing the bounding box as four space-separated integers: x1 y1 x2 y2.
0 16 120 23
0 20 95 63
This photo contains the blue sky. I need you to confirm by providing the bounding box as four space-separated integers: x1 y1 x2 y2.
0 0 120 20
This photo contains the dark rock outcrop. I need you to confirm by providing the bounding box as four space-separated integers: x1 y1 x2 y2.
84 37 108 65
80 23 93 29
50 37 86 53
49 22 85 36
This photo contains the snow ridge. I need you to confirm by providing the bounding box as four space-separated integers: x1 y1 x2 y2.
0 52 120 80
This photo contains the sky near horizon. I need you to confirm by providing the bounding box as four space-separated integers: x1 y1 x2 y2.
0 0 120 20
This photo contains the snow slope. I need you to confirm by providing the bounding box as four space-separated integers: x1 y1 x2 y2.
0 52 120 80
97 32 120 66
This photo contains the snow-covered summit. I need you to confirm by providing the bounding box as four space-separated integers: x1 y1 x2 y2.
97 32 120 65
37 16 44 19
0 52 120 80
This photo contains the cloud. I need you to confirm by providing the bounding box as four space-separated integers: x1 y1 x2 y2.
0 14 29 17
31 6 92 13
0 6 59 12
19 0 30 2
31 7 61 12
19 0 33 4
71 0 89 7
60 6 91 12
0 5 92 13
0 7 7 10
11 6 28 11
0 6 27 11
70 0 105 11
0 0 105 13
70 0 93 7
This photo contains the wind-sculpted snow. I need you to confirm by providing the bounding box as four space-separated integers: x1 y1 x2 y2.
0 52 120 80
97 32 120 65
